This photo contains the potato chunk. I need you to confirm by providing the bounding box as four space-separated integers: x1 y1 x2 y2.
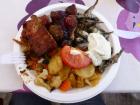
59 66 70 81
69 73 76 87
74 65 95 78
88 72 101 86
50 76 62 88
76 76 85 88
48 55 63 75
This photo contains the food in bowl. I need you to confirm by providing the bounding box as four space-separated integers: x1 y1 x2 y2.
14 1 122 92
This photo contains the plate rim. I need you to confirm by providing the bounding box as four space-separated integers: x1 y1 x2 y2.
13 3 121 103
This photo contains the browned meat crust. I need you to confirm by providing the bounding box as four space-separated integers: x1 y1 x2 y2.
21 15 57 56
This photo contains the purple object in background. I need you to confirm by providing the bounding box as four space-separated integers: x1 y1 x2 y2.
117 0 140 61
17 0 50 30
15 84 31 93
17 0 84 30
116 0 140 13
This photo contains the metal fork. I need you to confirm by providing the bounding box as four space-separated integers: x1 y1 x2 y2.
0 53 25 64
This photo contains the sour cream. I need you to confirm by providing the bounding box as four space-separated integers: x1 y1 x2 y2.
88 32 111 66
70 49 81 55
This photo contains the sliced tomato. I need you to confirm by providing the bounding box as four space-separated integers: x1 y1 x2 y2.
61 46 91 69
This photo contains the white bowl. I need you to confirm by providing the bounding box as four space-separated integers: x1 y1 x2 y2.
13 3 121 103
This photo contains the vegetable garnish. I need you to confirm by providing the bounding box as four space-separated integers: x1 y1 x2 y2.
60 80 72 91
61 46 91 69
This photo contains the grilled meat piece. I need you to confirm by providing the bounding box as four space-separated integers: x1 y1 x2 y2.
49 25 64 42
51 11 62 23
51 11 66 24
21 15 57 56
64 15 77 29
39 15 50 25
66 4 77 15
29 26 57 56
21 15 50 40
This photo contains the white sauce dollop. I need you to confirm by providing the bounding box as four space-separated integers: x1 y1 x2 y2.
88 33 111 66
70 49 81 55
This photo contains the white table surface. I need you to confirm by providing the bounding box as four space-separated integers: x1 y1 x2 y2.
0 0 140 93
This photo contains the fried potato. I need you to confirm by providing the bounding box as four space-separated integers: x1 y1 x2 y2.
74 65 95 78
85 79 92 86
90 79 100 86
88 72 101 86
76 76 85 88
34 77 51 91
48 55 63 75
50 76 62 88
59 66 70 81
88 72 101 80
69 73 76 87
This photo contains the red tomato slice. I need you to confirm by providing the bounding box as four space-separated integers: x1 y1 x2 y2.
61 46 91 69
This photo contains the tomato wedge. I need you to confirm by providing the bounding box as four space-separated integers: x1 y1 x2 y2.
61 46 91 69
